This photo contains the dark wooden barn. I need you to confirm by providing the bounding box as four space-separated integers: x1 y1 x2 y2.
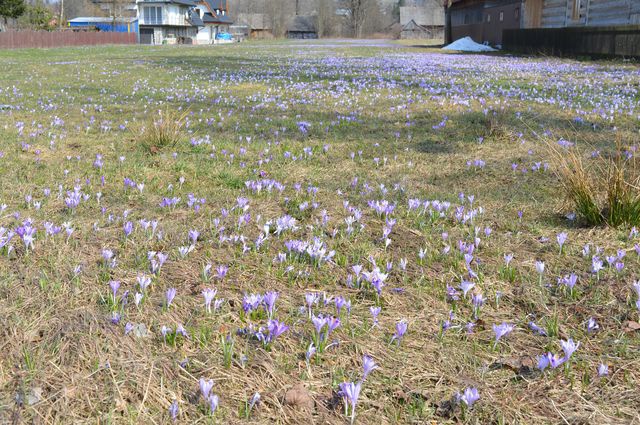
446 0 522 46
286 15 318 39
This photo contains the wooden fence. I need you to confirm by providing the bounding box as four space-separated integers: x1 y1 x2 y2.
0 30 137 49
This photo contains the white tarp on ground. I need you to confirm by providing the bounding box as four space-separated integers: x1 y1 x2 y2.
443 36 497 52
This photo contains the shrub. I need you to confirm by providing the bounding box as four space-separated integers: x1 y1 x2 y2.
547 140 640 227
137 108 189 153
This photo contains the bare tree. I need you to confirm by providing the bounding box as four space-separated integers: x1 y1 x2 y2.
270 0 291 38
316 0 334 37
343 0 373 37
63 0 101 21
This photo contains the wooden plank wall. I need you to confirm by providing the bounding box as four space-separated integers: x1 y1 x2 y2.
541 0 567 27
540 0 639 27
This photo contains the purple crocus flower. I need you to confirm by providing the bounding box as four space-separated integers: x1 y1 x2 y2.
249 392 260 410
169 400 179 421
561 273 578 290
537 352 565 370
109 280 120 300
492 322 514 345
587 317 599 332
557 232 568 252
263 291 279 318
560 338 580 360
370 306 381 327
305 292 319 317
267 319 289 341
459 280 475 298
137 274 152 292
471 293 485 309
306 343 316 361
123 221 133 237
459 387 479 408
216 264 228 279
504 253 514 266
166 288 176 308
597 363 609 376
591 256 604 274
362 355 378 380
208 394 219 414
312 315 327 334
339 381 361 423
392 320 408 344
326 316 341 333
528 321 547 336
203 288 217 313
335 296 346 315
199 378 214 399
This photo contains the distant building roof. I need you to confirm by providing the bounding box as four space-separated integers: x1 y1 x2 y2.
402 19 428 31
287 15 316 33
202 13 233 24
136 0 197 6
189 10 204 26
201 0 225 11
400 2 445 27
68 17 138 23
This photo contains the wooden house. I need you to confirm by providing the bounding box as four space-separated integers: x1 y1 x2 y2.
236 13 273 38
400 0 445 39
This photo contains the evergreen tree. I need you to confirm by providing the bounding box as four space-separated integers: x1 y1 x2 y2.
0 0 26 21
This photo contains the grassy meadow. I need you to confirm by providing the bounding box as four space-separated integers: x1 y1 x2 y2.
0 40 639 424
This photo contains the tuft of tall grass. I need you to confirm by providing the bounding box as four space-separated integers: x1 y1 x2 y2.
136 108 189 153
547 139 640 227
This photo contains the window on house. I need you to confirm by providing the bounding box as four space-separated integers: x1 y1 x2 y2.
515 8 519 19
487 13 491 23
499 11 504 22
144 6 162 24
572 0 581 20
464 13 470 24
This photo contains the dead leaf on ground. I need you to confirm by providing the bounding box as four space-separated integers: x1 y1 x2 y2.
623 321 640 333
284 383 314 410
